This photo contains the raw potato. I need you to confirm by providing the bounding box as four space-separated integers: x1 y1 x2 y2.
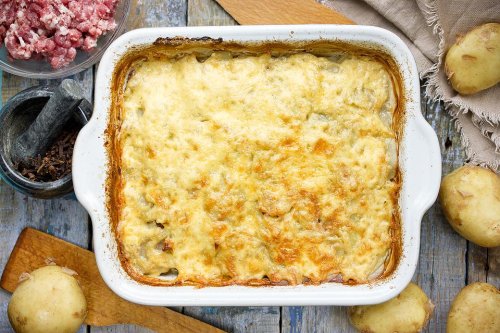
445 23 500 95
439 165 500 247
8 265 87 333
447 283 500 333
348 283 434 333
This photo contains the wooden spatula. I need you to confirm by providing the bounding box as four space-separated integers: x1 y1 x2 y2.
0 228 225 333
215 0 354 25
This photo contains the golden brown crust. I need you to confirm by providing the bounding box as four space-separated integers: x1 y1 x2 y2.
106 38 404 287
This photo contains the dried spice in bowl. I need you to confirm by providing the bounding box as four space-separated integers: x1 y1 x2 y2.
0 84 92 199
15 123 78 182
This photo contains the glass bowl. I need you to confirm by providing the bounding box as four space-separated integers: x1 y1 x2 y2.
0 0 131 79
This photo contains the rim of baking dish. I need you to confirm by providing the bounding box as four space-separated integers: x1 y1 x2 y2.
73 25 441 306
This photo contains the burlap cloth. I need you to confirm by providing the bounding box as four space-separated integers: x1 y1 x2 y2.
320 0 500 171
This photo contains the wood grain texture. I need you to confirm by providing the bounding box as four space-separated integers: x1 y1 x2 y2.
1 69 94 106
414 95 467 333
0 228 225 333
215 0 353 25
0 69 93 333
184 307 280 333
188 0 236 26
282 307 352 333
467 244 488 283
126 0 188 30
487 247 500 287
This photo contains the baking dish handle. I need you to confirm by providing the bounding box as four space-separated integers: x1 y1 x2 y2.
405 116 442 214
72 118 106 214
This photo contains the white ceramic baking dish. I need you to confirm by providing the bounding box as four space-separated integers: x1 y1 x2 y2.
73 25 441 306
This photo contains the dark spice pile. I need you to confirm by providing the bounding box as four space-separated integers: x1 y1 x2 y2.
15 124 79 182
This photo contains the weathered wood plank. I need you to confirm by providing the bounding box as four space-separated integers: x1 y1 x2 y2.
183 307 279 333
93 324 153 333
467 244 488 283
282 307 353 333
92 0 187 331
127 0 187 30
183 2 279 332
414 94 467 332
188 0 236 26
0 69 93 332
487 247 500 287
1 69 94 104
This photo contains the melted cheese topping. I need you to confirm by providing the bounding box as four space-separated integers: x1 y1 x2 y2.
117 52 398 286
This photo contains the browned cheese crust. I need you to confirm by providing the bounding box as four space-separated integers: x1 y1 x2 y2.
106 39 404 287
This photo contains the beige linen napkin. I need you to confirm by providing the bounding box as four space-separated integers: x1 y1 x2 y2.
321 0 500 171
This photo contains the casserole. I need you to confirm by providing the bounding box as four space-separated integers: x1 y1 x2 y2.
73 25 441 306
113 41 402 287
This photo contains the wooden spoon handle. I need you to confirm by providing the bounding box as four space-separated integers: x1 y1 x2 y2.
215 0 354 25
124 304 225 333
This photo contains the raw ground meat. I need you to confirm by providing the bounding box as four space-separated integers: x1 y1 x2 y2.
0 0 119 68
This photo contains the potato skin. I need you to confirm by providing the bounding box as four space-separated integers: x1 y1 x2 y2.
8 266 87 333
444 23 500 95
348 283 434 333
447 283 500 333
439 165 500 247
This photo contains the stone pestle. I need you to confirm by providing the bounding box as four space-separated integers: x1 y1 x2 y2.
11 79 85 165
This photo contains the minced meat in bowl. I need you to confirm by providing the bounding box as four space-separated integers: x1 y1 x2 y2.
0 0 130 78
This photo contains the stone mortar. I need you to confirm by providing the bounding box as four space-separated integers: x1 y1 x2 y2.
0 85 92 199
